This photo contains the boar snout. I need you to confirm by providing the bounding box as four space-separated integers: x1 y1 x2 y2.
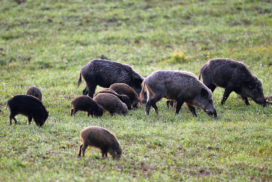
207 109 217 118
254 97 266 107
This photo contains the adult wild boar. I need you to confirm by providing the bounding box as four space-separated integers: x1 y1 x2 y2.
199 58 266 106
7 95 49 127
77 59 144 97
140 71 217 118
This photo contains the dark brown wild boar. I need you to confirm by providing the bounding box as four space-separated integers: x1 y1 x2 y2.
26 86 42 101
71 95 103 117
78 126 122 159
93 93 128 116
110 83 139 108
140 70 217 118
77 59 144 97
7 95 49 127
94 88 131 109
199 58 266 106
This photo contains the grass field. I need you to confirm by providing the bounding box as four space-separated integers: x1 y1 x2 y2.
0 0 272 181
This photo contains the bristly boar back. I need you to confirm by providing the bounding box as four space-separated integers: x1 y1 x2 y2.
77 59 144 97
199 58 266 106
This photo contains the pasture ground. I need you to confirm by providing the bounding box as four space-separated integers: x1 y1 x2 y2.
0 0 271 181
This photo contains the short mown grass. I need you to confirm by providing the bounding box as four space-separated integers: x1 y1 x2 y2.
0 0 271 181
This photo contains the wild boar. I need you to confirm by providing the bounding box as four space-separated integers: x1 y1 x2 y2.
71 96 103 117
94 88 131 109
93 93 128 116
139 70 217 118
199 58 266 106
78 126 122 159
110 83 139 108
26 86 42 101
7 95 49 127
77 59 144 97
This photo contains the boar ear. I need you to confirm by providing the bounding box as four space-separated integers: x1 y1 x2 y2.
201 88 208 98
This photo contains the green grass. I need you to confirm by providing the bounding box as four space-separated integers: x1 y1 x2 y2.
0 0 272 181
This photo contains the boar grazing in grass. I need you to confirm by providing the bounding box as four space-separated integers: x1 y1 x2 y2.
110 83 139 108
77 59 144 97
93 93 128 116
140 71 217 118
94 88 131 109
7 95 49 127
199 58 266 106
78 126 122 159
26 86 42 101
71 96 103 117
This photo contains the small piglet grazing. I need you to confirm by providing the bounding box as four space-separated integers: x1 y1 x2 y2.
77 59 144 97
94 88 131 110
93 93 128 116
199 58 266 106
78 126 122 159
140 70 217 118
26 86 42 101
71 95 103 117
7 95 49 127
110 83 139 108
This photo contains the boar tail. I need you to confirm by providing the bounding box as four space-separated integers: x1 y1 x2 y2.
139 82 145 103
199 73 202 80
77 73 82 88
139 82 155 103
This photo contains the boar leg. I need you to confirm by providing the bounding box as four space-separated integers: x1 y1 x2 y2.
9 115 13 125
28 116 32 124
149 97 161 114
81 144 87 157
102 152 108 158
9 112 17 125
146 102 152 115
152 103 158 114
187 104 197 117
70 109 74 116
203 80 216 92
207 84 216 92
13 117 18 124
78 144 83 157
82 87 89 95
166 100 174 108
101 148 108 158
73 109 78 116
146 100 159 114
166 100 170 108
86 83 96 98
175 100 184 114
241 96 250 105
221 88 233 105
